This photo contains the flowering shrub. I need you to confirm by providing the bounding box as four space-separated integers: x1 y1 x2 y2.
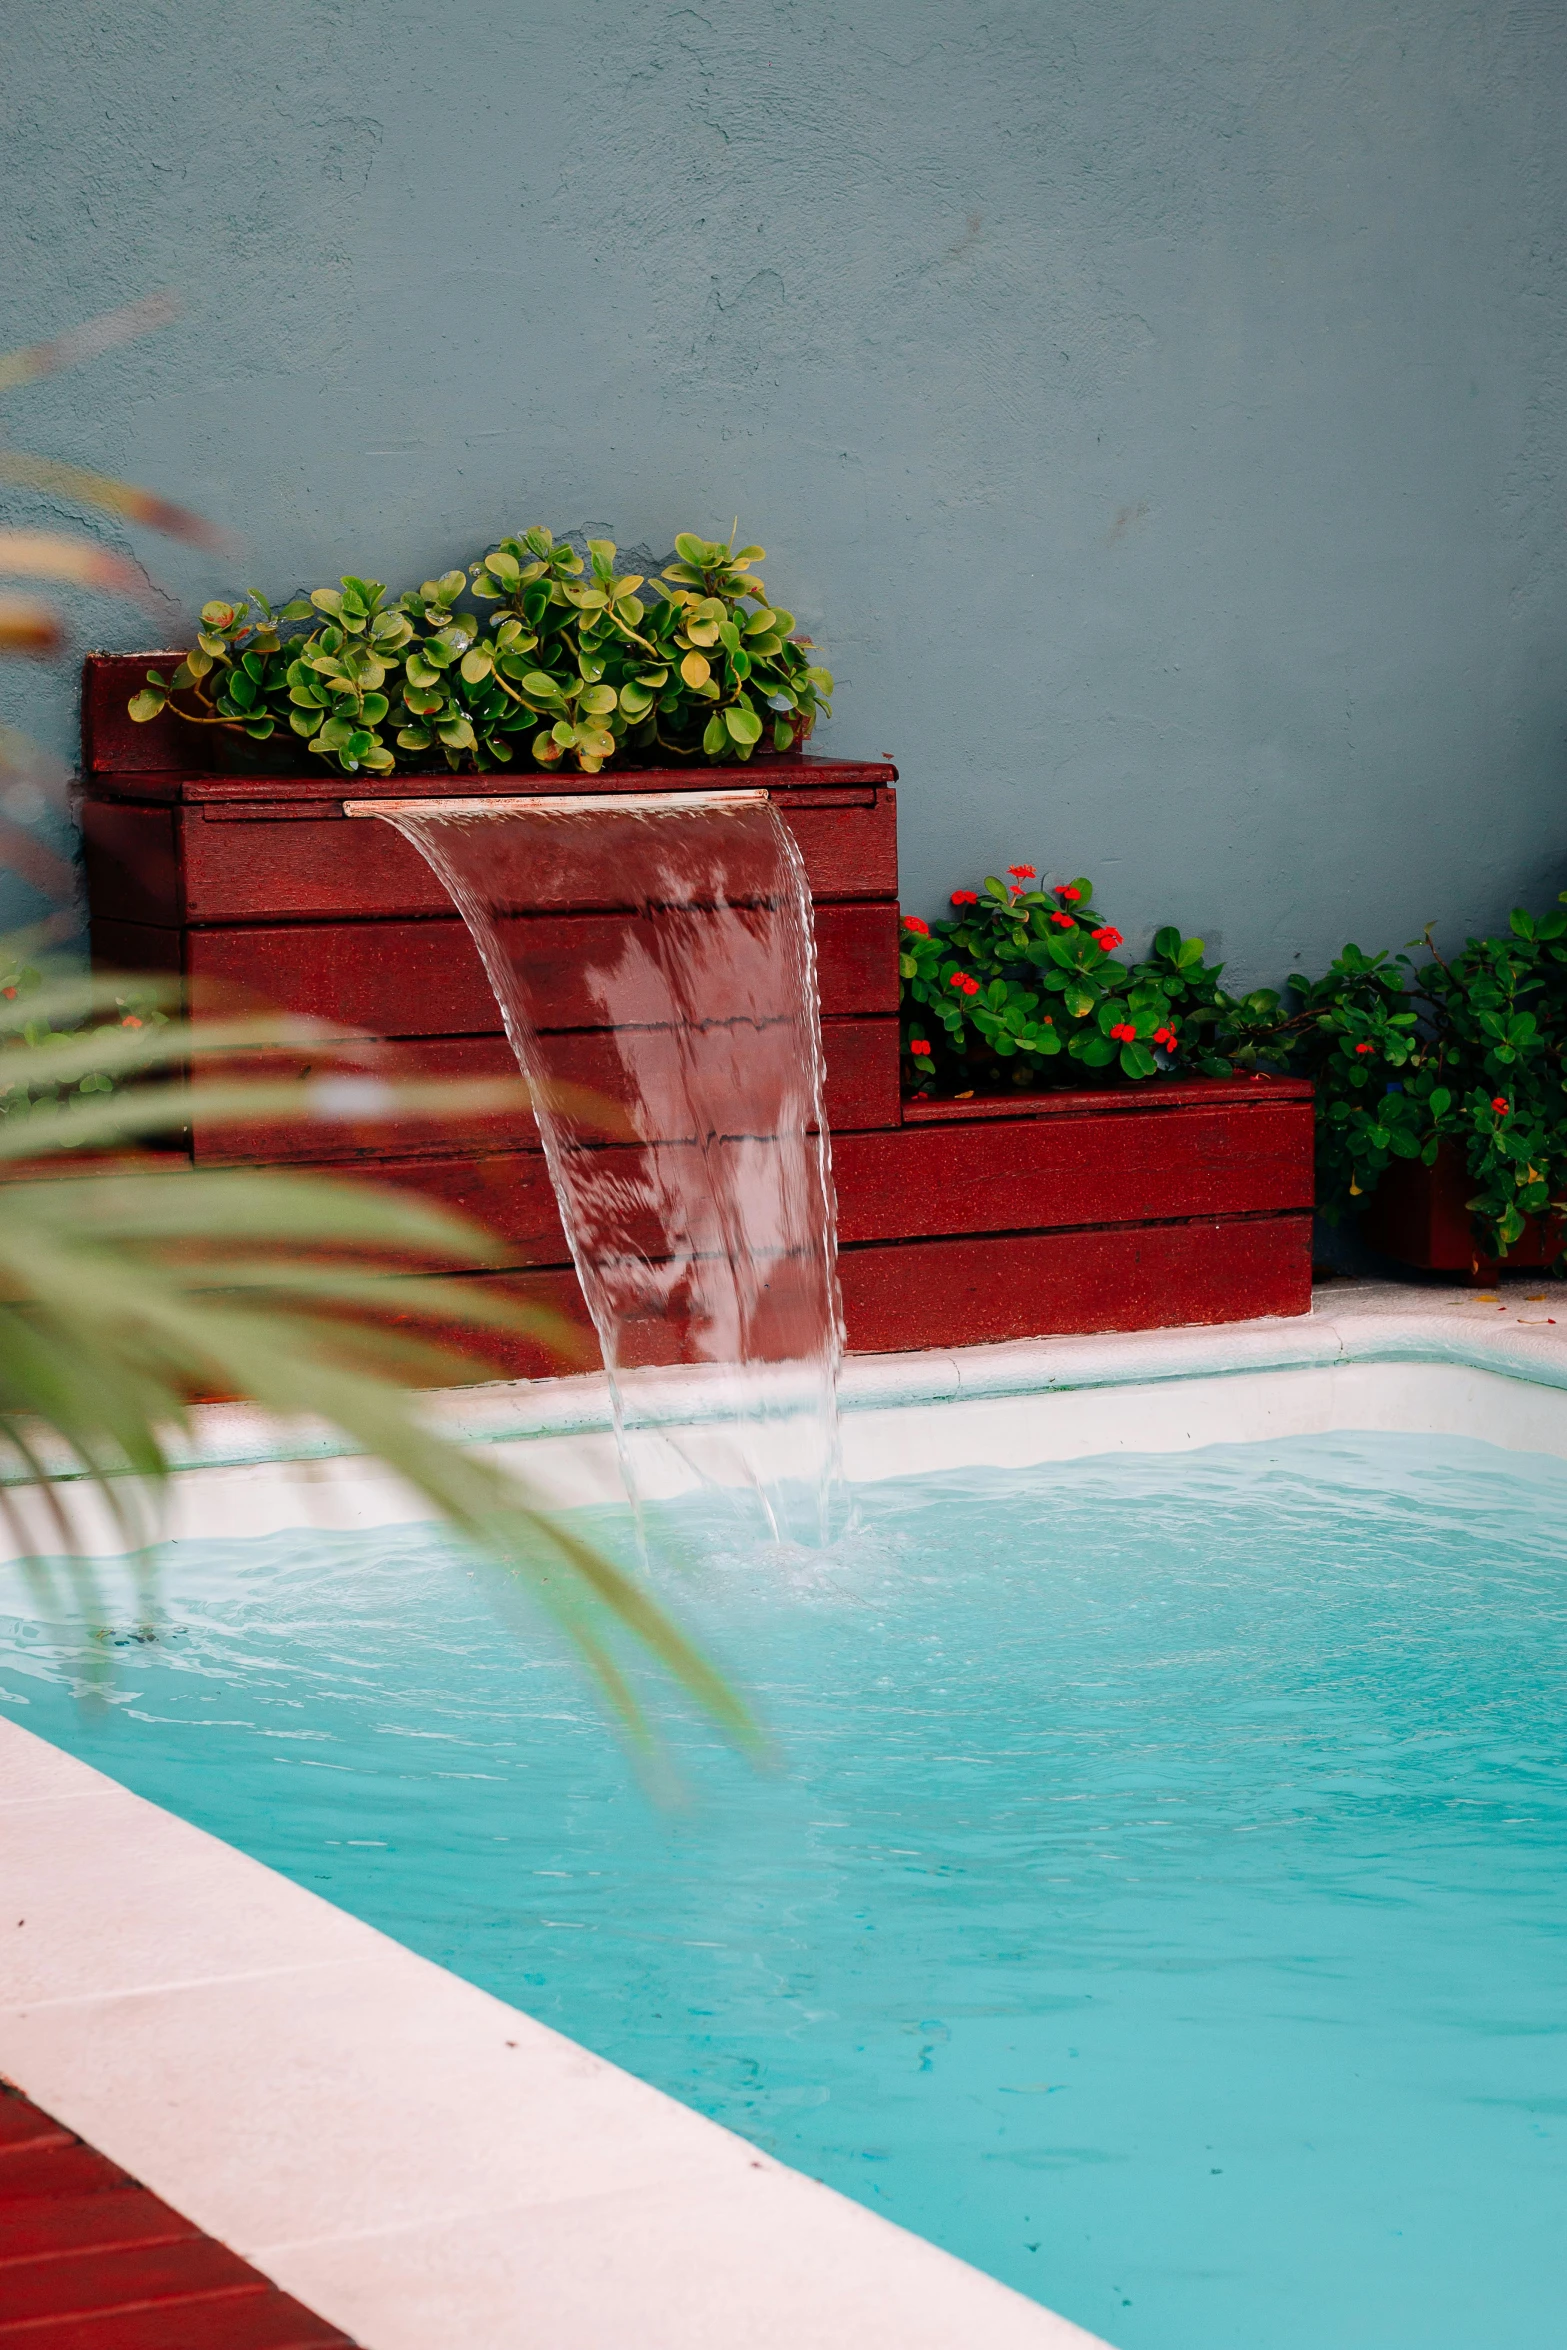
901 867 1567 1259
899 870 1285 1092
1286 910 1567 1252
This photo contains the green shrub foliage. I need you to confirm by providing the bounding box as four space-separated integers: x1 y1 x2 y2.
129 529 832 778
902 868 1567 1261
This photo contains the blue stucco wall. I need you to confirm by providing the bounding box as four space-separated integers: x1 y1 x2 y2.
5 1 1566 985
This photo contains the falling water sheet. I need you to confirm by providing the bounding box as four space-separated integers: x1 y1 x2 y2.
367 790 845 1545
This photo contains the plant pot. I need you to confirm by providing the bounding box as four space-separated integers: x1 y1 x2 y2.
1360 1139 1565 1275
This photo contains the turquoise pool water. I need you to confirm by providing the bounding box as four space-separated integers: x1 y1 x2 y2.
3 1432 1565 2349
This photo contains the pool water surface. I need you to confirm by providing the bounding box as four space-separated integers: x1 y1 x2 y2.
3 1431 1564 2350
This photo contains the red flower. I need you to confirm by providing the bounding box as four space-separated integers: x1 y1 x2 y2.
1354 1042 1374 1055
1049 912 1074 929
1110 1021 1137 1043
1057 884 1082 903
903 915 930 935
1492 1097 1510 1115
964 976 980 995
1153 1026 1177 1048
1007 864 1036 879
950 889 979 905
948 972 980 996
1 988 15 1000
120 1016 143 1030
1092 926 1123 952
909 1039 932 1056
1042 1015 1054 1026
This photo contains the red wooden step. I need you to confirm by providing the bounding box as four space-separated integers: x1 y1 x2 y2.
838 1212 1313 1349
174 1080 1313 1272
317 1208 1313 1384
833 1090 1314 1240
177 1014 902 1165
93 901 900 1034
83 786 898 925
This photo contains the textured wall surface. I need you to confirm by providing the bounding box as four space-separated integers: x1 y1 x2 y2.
4 0 1566 982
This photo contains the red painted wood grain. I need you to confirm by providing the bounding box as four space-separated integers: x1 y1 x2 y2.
177 1015 900 1165
82 789 898 926
837 1214 1315 1349
93 901 900 1033
286 1209 1313 1385
0 2086 355 2350
832 1097 1315 1241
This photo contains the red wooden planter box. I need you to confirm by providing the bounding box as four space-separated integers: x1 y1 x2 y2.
1361 1139 1565 1275
81 653 1315 1372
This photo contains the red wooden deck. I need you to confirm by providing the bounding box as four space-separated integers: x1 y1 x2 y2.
0 2081 351 2349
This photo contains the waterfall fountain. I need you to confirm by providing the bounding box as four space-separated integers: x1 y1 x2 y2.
352 788 845 1544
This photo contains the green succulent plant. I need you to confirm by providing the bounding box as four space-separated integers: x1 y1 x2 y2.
129 526 833 780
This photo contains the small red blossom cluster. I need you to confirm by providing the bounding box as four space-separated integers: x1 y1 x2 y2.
1492 1096 1510 1115
1109 1022 1137 1043
950 889 979 906
949 972 981 997
1092 926 1123 952
1048 911 1075 929
1057 884 1082 903
1354 1041 1375 1056
909 1039 932 1056
1152 1025 1178 1049
1008 864 1036 879
903 915 930 936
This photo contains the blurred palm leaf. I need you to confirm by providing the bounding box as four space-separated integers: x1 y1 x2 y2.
0 297 752 1758
0 978 755 1758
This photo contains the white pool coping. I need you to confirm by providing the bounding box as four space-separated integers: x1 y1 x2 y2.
5 1273 1567 2348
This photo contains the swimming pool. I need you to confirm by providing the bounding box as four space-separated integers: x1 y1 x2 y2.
4 1425 1564 2350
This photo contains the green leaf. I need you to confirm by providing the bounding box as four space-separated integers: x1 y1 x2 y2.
724 703 763 745
127 691 165 723
702 714 728 756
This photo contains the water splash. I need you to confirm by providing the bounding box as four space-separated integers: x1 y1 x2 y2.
377 791 845 1545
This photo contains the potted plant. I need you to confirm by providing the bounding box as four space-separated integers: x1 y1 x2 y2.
124 529 833 779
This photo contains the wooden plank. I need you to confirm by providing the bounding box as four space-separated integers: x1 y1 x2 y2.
163 791 896 922
184 1014 901 1165
222 1210 1307 1390
0 2141 129 2200
833 1098 1314 1241
0 2237 266 2327
6 2294 353 2349
0 2188 198 2266
81 802 182 927
113 902 899 1031
837 1214 1314 1350
0 2089 355 2350
901 1075 1313 1119
186 1084 1308 1272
